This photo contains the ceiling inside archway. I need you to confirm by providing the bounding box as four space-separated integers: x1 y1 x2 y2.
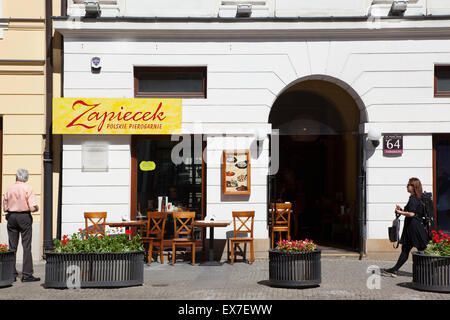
270 80 360 135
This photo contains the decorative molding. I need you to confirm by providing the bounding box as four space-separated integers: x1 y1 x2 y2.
53 18 450 41
0 59 45 65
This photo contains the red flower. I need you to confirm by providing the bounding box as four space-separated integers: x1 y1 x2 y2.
78 228 82 232
431 230 437 234
125 229 132 235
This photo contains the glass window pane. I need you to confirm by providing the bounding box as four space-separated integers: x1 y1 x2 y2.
138 72 204 94
136 138 203 240
436 68 450 93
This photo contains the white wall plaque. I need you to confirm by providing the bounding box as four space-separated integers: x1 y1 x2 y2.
82 143 109 172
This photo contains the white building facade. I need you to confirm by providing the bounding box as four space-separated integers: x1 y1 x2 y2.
53 0 450 258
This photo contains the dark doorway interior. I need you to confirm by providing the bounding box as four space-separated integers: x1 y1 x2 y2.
269 81 362 251
274 134 357 250
434 135 450 233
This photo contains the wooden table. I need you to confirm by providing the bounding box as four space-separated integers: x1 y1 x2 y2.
193 220 231 266
105 220 147 227
105 220 147 237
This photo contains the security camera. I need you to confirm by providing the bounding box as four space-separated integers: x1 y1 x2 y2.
367 128 382 147
91 56 101 73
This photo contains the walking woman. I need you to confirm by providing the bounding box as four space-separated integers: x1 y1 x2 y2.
382 177 430 277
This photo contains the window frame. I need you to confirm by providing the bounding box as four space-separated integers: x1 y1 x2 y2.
434 65 450 97
134 66 207 99
0 0 4 39
130 135 207 249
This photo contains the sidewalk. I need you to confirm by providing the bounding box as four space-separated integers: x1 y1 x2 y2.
1 257 448 300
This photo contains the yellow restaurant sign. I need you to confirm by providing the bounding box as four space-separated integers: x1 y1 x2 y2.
53 98 182 134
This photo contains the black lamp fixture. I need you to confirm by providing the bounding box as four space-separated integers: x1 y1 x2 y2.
255 129 267 157
390 0 408 16
84 1 101 18
236 4 252 17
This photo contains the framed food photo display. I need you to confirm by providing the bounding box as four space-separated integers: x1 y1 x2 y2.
222 150 251 195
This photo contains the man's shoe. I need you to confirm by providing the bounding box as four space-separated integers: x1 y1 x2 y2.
382 268 398 277
21 275 40 282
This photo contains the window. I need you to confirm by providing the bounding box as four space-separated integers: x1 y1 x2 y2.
131 136 206 243
0 0 4 39
434 65 450 97
134 67 207 98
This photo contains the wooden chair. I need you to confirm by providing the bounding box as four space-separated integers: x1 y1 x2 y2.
269 203 292 248
171 212 196 266
230 211 255 264
84 212 107 239
142 212 167 264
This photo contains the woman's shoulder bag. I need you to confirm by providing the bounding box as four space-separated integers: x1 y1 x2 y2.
388 213 401 249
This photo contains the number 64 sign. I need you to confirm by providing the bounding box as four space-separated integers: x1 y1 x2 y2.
383 134 403 155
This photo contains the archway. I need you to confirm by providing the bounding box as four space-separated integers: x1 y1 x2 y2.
269 77 366 252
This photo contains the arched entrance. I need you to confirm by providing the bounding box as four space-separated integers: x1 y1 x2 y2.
269 77 367 252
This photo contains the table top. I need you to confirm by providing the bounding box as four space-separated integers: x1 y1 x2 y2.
192 220 231 227
105 220 147 227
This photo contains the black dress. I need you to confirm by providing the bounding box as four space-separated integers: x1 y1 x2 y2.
399 195 430 249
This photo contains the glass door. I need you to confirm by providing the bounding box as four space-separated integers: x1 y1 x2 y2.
434 135 450 233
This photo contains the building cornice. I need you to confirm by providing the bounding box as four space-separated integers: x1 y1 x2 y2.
53 16 450 40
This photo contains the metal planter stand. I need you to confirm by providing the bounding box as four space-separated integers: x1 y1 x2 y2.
268 249 321 288
412 252 450 293
44 251 144 288
0 251 15 288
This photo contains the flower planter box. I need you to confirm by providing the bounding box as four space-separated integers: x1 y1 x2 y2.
268 249 321 288
44 251 144 289
412 252 450 293
0 251 15 288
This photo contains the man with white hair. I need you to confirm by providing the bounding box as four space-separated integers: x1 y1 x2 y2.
3 168 40 282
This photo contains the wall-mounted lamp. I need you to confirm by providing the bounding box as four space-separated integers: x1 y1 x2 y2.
390 1 408 15
255 129 267 157
236 4 252 17
85 1 101 18
367 128 382 148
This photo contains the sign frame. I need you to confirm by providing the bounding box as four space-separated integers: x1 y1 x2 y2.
52 97 182 135
383 134 403 155
222 150 251 195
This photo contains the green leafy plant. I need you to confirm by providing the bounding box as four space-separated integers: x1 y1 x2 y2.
424 230 450 257
53 230 144 253
0 243 8 253
275 239 317 252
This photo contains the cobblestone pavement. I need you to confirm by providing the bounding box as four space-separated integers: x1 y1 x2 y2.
1 257 449 300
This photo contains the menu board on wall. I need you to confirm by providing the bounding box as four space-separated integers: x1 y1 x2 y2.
222 150 251 195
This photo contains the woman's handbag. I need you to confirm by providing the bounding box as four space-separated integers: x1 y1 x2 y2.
388 213 401 249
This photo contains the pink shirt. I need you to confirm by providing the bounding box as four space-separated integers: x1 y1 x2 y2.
3 181 38 213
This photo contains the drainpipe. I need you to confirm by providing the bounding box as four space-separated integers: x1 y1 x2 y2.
358 133 367 260
56 0 66 241
43 0 54 253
